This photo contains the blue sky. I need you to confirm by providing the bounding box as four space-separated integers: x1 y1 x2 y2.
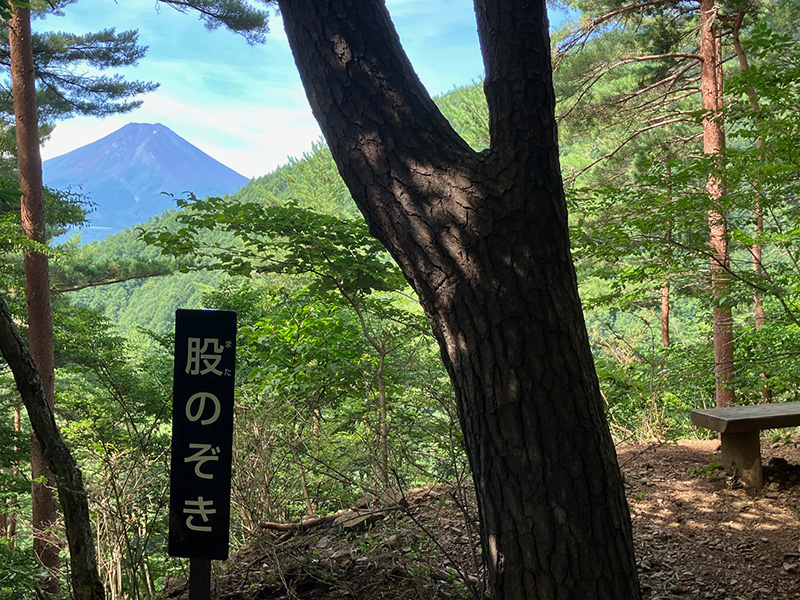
37 1 564 179
37 0 486 178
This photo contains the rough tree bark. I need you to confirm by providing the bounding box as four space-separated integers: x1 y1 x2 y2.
700 0 735 407
8 5 61 588
276 0 641 598
0 295 105 600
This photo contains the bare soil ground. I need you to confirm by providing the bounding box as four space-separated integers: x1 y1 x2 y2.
624 438 800 600
160 438 800 599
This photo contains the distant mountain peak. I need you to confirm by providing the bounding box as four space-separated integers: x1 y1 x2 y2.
118 122 174 136
44 123 249 243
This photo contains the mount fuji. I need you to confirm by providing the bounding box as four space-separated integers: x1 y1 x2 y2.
43 123 250 243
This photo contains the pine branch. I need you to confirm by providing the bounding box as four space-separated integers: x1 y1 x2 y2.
558 0 683 57
559 53 701 122
564 116 697 184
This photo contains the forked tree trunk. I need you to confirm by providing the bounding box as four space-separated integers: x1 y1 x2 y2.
345 296 394 491
700 0 735 407
751 200 772 402
277 1 641 598
8 6 60 588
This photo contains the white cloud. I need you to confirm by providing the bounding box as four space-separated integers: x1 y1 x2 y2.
40 89 322 179
38 0 484 179
40 118 128 159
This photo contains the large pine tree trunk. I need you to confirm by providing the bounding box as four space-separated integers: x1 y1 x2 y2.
277 1 640 598
8 7 60 589
700 0 735 407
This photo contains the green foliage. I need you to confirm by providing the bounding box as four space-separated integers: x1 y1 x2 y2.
690 462 725 479
275 139 358 218
198 279 457 532
0 27 157 125
66 220 225 334
557 1 800 431
55 304 178 597
0 0 279 592
38 21 800 592
0 539 46 599
158 0 270 44
28 29 157 121
52 231 177 294
434 83 490 151
142 196 407 297
0 384 28 527
0 1 30 25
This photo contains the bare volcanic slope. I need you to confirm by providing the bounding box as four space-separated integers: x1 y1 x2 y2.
43 122 249 243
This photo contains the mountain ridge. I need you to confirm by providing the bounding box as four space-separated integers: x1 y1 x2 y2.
44 122 249 243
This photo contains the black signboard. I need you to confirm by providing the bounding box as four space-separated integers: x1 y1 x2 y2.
169 309 236 560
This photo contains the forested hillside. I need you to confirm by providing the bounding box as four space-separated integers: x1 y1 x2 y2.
67 139 358 334
65 86 503 333
2 0 800 597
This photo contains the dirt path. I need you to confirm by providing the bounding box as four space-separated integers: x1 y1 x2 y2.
623 439 800 600
160 439 800 599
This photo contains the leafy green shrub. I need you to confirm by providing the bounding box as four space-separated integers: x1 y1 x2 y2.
0 540 47 600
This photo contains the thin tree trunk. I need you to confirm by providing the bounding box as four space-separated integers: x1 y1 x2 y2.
9 405 21 548
144 559 157 599
0 500 6 541
8 6 61 589
752 203 771 402
1 405 21 546
290 441 315 517
376 349 389 490
700 0 735 407
732 12 771 403
97 514 115 600
112 548 122 600
334 290 394 492
277 1 641 597
662 171 673 350
661 280 670 348
0 294 106 599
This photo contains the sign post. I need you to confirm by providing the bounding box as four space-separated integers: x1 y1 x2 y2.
168 309 237 598
190 558 211 599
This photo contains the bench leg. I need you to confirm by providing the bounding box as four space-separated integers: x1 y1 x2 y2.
720 430 763 489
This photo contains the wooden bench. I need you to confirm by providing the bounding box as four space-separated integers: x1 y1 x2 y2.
690 402 800 488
